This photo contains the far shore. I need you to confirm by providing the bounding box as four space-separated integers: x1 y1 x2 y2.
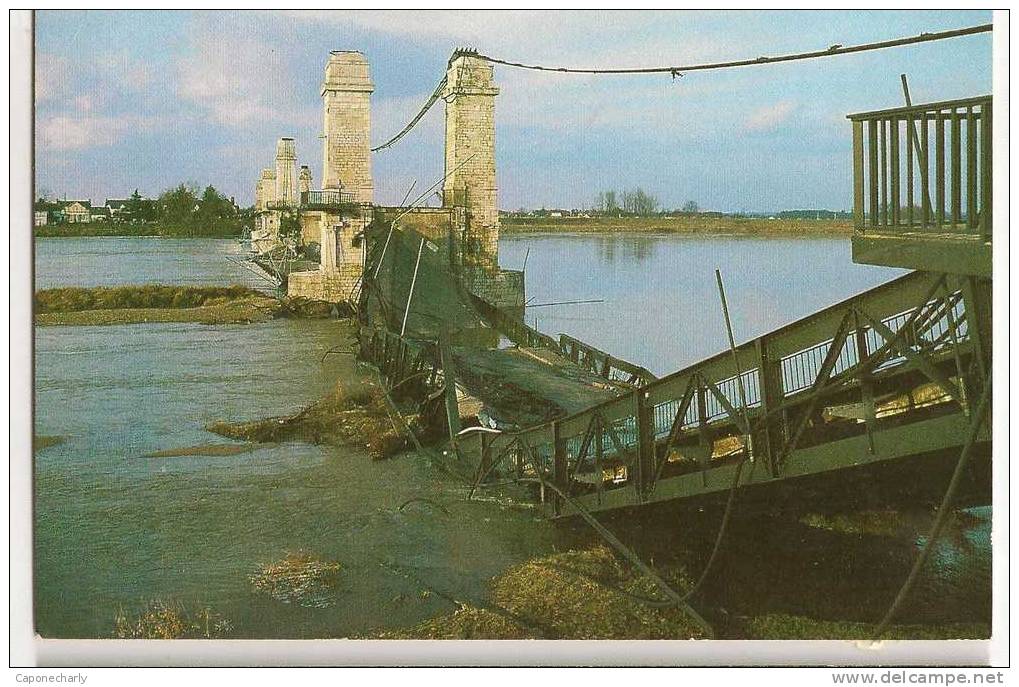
500 215 853 237
36 215 853 239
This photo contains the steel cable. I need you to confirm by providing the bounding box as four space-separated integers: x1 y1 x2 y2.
371 76 447 152
474 24 991 76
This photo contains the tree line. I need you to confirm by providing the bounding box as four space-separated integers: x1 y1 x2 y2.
593 189 702 217
35 183 245 237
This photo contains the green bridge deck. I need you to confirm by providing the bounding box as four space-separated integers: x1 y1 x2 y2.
358 206 991 519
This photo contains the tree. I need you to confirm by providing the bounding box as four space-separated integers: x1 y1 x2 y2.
125 189 157 222
158 183 199 226
682 200 700 214
196 185 234 225
603 190 618 212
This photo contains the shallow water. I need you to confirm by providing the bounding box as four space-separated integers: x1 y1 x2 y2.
34 319 557 638
33 235 989 637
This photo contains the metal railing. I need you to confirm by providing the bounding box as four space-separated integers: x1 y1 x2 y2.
849 95 992 238
472 270 984 516
303 189 357 207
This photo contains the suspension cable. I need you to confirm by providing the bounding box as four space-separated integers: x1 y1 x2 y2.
474 23 991 76
371 76 447 152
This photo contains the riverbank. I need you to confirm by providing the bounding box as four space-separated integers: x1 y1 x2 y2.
34 285 338 326
35 220 243 238
501 215 853 236
372 509 990 640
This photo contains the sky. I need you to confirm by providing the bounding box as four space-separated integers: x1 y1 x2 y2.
33 10 993 212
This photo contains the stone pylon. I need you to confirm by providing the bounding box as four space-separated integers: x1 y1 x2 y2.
442 50 499 263
321 51 373 203
275 137 298 208
299 165 312 200
255 168 276 211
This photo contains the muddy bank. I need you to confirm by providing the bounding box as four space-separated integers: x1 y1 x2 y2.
142 442 271 458
377 509 990 640
34 284 345 326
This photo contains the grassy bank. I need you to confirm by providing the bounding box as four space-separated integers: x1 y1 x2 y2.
373 543 986 640
35 220 244 238
34 285 338 326
501 215 853 236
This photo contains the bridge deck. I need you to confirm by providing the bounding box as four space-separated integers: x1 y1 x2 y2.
358 218 991 520
453 346 630 428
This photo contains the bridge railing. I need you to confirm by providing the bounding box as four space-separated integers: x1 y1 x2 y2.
849 95 992 239
477 270 981 516
303 189 358 208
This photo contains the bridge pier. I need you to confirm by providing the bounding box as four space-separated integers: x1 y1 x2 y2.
442 50 500 266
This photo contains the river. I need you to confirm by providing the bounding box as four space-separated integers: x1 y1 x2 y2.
33 235 990 638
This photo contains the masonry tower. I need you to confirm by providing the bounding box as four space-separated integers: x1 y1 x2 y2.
321 51 373 203
255 168 276 211
299 165 312 202
442 50 500 263
274 138 298 208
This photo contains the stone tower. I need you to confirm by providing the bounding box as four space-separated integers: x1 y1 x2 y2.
255 168 276 211
299 165 312 200
321 51 373 203
275 137 297 208
442 50 499 262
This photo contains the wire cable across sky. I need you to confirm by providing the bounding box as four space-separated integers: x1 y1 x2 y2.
371 23 992 152
474 23 992 76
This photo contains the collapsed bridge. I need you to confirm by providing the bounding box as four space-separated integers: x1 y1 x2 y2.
355 90 993 522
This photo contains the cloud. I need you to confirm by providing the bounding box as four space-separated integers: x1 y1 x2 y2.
37 114 165 151
744 100 796 132
176 30 316 128
34 53 72 102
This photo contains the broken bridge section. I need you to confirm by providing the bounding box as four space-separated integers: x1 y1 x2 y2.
358 215 645 431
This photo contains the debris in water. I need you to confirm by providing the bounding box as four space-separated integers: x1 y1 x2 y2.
34 435 66 451
250 551 343 608
207 381 417 460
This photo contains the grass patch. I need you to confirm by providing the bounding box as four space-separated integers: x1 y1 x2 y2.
35 285 265 313
34 435 66 451
377 546 709 640
250 551 343 608
112 600 232 639
206 380 411 460
742 613 990 640
36 220 243 238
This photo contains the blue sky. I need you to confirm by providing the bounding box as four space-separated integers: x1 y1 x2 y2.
34 10 993 211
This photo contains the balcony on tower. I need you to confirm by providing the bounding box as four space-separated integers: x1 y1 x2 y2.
848 95 992 277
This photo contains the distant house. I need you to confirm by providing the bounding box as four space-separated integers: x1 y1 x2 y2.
105 199 130 221
91 207 111 223
61 200 92 223
34 211 48 226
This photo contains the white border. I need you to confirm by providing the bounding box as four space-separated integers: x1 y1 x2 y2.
8 7 1009 670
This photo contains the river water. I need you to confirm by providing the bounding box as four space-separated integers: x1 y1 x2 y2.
33 235 990 638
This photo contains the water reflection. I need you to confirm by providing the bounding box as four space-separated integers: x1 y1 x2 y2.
501 233 907 376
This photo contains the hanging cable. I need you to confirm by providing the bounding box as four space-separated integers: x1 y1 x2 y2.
474 23 991 76
371 76 447 152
